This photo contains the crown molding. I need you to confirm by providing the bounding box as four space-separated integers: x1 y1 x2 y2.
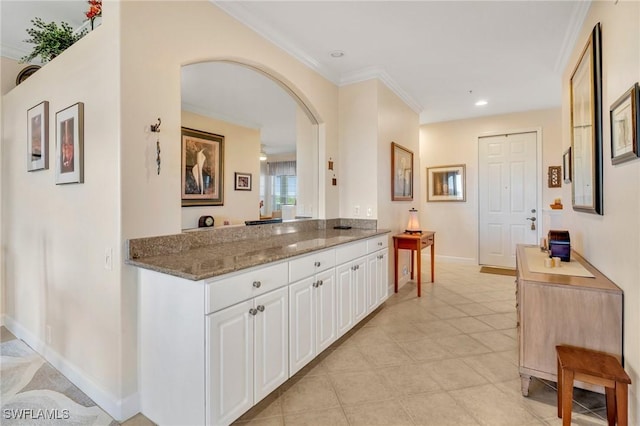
340 67 422 114
212 1 422 116
553 0 591 74
1 44 30 62
212 1 339 84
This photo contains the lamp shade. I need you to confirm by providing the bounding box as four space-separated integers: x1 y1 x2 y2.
406 208 421 234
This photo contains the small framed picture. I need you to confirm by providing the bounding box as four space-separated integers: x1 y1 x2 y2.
55 102 84 184
27 101 49 171
234 172 252 191
548 166 562 188
427 164 466 202
563 147 572 183
610 82 639 165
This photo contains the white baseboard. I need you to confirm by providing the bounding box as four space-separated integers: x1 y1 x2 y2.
2 315 140 422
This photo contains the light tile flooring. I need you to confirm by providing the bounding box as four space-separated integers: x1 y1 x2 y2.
233 263 608 426
2 263 608 425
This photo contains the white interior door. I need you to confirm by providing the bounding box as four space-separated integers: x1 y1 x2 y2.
479 132 538 267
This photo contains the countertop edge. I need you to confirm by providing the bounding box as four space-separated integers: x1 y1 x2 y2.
126 229 390 281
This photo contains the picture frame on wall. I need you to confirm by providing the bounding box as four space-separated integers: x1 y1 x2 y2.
610 82 639 165
391 142 413 201
181 127 224 206
563 147 572 183
27 101 48 171
426 164 466 202
234 172 252 191
55 102 84 184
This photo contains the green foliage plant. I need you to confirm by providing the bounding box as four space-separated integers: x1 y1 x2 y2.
21 17 87 63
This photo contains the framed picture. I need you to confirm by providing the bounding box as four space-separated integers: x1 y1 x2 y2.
610 82 639 165
570 23 603 214
234 172 252 191
27 101 48 171
548 166 561 188
563 147 572 183
391 142 413 201
55 102 84 184
427 164 466 202
181 127 224 206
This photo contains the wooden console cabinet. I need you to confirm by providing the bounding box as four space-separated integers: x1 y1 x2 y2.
516 245 623 396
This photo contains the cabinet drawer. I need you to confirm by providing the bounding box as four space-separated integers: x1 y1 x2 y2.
289 249 335 283
335 240 367 265
206 262 288 314
367 235 388 253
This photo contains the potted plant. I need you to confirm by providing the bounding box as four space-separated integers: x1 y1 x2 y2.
21 17 87 63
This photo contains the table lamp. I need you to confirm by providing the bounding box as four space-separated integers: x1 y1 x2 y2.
406 208 421 234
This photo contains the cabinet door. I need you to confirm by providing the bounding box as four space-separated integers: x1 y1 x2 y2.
289 277 316 376
376 249 389 304
353 257 368 323
207 300 253 426
367 253 380 313
254 287 289 402
336 263 354 338
315 269 337 353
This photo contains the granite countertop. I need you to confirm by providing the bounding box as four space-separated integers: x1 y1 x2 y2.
126 228 389 281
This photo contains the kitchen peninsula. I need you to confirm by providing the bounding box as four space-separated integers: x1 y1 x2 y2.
127 219 390 426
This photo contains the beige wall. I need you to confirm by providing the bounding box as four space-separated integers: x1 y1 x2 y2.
181 110 261 228
338 79 420 286
1 56 26 96
560 2 640 422
421 108 562 262
1 1 124 415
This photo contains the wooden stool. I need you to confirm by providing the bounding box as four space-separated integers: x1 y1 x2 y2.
556 345 631 426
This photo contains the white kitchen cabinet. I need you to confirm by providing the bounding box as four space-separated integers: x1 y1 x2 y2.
336 256 367 338
207 286 288 426
289 266 337 376
367 249 389 312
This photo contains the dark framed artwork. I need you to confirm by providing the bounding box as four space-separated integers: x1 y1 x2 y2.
610 82 639 165
27 101 48 171
234 172 252 191
55 102 84 184
570 22 603 215
391 142 413 201
563 148 572 183
426 164 466 202
181 127 224 206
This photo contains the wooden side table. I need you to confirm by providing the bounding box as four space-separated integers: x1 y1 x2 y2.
392 232 435 297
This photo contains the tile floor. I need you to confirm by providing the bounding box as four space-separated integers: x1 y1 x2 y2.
2 262 608 425
233 262 608 426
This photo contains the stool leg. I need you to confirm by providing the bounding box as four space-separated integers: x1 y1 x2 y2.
561 369 574 426
557 358 563 418
616 382 628 426
605 387 616 426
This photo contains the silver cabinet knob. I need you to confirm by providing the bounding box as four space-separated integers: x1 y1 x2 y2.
249 308 258 316
256 305 265 312
312 281 318 288
378 242 383 246
318 280 324 286
253 281 262 288
314 261 321 267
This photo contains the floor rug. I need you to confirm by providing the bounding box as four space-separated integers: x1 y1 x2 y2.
479 266 517 277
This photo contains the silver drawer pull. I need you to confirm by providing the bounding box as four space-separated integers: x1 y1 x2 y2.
253 281 262 288
318 280 323 286
312 281 318 288
378 242 383 246
314 261 321 267
256 305 265 312
249 308 258 316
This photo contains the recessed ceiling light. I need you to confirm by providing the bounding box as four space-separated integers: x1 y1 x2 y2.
475 100 488 106
330 50 345 58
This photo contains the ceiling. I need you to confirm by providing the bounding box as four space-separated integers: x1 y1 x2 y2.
1 1 590 147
